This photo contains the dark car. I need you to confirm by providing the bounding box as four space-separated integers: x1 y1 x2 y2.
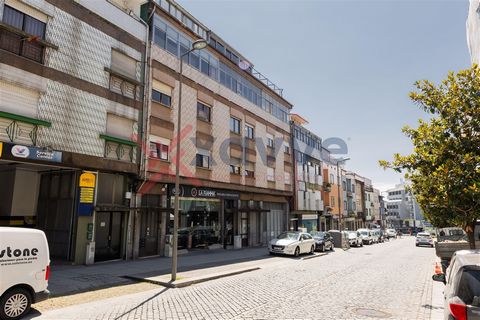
310 231 334 252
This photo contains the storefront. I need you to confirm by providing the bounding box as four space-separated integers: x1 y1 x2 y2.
167 185 240 250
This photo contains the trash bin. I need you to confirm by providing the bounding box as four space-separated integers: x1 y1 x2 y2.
234 235 242 249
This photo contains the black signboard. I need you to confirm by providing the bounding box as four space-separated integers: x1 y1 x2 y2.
168 184 239 200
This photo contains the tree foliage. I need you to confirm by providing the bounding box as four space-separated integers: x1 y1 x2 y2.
380 65 480 248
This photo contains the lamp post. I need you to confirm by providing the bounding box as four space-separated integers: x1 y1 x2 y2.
336 157 350 231
172 39 208 282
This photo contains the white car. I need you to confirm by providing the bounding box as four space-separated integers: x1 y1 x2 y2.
0 227 50 320
269 232 316 256
416 232 434 247
357 229 373 245
386 229 397 238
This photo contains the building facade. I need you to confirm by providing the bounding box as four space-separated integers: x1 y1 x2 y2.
135 0 293 257
0 0 147 263
467 0 480 64
289 114 323 232
385 183 424 229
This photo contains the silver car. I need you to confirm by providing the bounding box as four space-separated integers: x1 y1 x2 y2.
432 250 480 319
269 232 316 257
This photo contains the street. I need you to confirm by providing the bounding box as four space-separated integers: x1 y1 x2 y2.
31 237 438 320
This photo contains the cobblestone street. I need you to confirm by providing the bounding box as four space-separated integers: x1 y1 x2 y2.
30 237 437 320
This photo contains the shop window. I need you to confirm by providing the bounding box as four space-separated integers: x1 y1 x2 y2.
230 117 240 134
1 5 46 63
197 102 211 122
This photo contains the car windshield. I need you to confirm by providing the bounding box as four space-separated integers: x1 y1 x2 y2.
359 231 368 236
348 232 357 238
310 232 325 238
277 232 299 240
457 267 480 305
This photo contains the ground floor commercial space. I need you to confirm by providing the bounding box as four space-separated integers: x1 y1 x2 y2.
133 183 290 258
0 141 136 265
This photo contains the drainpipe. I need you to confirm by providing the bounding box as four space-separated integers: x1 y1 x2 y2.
289 120 297 231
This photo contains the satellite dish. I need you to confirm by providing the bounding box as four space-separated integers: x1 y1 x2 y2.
238 60 250 71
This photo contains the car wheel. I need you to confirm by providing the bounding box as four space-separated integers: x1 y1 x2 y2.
310 245 315 255
294 246 300 257
319 244 325 252
330 243 334 251
0 287 32 320
416 244 419 247
269 251 275 256
360 242 363 247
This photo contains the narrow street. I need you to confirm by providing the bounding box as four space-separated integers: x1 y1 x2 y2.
31 237 437 320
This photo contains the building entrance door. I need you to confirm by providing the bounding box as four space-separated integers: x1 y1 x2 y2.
240 211 249 247
95 211 123 262
139 210 160 257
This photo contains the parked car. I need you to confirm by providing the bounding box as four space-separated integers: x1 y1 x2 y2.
269 232 316 256
386 229 397 239
370 229 380 244
432 250 480 320
416 232 434 247
358 229 373 245
310 231 334 252
0 227 50 320
347 231 363 247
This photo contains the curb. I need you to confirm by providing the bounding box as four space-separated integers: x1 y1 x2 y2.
124 267 261 288
301 252 328 260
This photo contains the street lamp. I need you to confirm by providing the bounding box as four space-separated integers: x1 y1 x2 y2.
336 157 350 231
172 38 208 282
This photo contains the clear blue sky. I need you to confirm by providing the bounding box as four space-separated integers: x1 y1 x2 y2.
178 0 471 191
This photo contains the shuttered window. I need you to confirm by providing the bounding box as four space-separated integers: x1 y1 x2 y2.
0 81 39 118
106 113 134 140
111 50 137 79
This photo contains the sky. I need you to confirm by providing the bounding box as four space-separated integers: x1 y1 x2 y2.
178 0 472 192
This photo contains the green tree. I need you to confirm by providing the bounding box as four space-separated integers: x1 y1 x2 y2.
380 65 480 248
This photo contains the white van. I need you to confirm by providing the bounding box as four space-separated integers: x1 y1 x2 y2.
0 227 50 320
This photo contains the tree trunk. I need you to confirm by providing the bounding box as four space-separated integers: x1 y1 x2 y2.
466 221 476 249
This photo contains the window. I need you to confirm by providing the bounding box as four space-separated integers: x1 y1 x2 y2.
245 124 254 139
267 133 274 149
331 196 335 206
1 5 46 63
196 153 210 168
197 102 211 122
230 165 241 175
152 89 171 107
330 173 335 184
152 80 172 107
285 172 291 185
267 167 275 181
150 142 169 160
245 170 254 178
284 141 290 154
106 113 134 140
230 117 240 134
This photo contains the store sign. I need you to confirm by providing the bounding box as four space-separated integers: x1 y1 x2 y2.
302 214 318 220
0 143 62 163
169 185 239 200
78 172 97 216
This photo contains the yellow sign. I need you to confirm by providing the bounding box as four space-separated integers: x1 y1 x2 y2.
80 187 94 203
0 142 3 158
79 172 96 188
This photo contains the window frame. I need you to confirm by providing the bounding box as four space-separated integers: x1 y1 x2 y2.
230 117 241 134
245 124 254 140
152 89 172 107
196 153 210 168
197 102 211 122
149 141 169 161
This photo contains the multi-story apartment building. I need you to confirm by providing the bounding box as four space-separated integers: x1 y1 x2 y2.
289 114 323 232
385 183 424 229
0 0 146 263
322 157 345 231
364 179 375 225
136 0 293 256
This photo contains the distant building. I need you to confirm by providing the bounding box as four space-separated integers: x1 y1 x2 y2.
467 0 480 64
385 183 424 229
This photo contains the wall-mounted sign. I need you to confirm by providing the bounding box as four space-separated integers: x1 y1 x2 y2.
168 184 239 200
78 172 97 216
0 142 3 158
0 143 62 163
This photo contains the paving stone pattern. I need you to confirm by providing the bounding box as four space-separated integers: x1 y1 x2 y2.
34 237 436 320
